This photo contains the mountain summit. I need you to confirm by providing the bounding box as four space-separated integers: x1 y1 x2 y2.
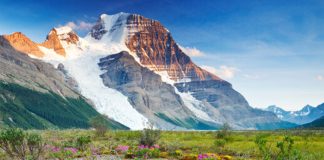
0 12 295 130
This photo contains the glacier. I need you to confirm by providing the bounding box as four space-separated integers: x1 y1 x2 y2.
35 18 150 129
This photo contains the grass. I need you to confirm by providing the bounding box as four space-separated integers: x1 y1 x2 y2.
0 129 319 159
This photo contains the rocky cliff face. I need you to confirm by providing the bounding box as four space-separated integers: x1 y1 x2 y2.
89 13 220 82
98 51 218 129
3 32 44 57
41 27 79 56
125 14 220 82
3 27 80 58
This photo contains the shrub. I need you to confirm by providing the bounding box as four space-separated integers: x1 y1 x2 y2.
214 123 232 152
0 128 44 160
89 115 108 137
214 139 226 148
216 123 232 141
254 134 271 160
76 135 91 151
276 135 302 160
139 124 161 147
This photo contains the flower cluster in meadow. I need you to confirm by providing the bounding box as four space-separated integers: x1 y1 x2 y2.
196 153 232 160
115 145 129 153
45 144 81 158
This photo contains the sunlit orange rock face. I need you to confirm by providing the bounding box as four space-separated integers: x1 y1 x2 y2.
41 29 66 56
3 32 44 57
125 14 221 82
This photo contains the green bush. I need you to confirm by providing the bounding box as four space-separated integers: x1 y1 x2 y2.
214 123 232 151
0 128 44 160
89 115 108 137
254 134 271 160
76 136 91 151
276 135 302 160
139 125 161 147
214 139 226 148
216 123 232 141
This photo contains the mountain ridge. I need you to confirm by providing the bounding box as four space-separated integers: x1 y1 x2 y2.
264 104 324 125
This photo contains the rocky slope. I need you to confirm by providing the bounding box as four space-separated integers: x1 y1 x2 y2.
265 104 324 125
0 35 127 129
99 51 218 129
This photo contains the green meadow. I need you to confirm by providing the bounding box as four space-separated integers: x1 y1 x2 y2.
1 128 323 160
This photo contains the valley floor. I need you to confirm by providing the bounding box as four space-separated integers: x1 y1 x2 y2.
0 129 323 160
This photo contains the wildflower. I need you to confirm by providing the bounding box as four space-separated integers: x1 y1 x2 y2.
153 144 160 149
64 147 78 154
198 153 219 160
115 145 129 153
91 146 99 155
52 147 60 153
138 145 148 149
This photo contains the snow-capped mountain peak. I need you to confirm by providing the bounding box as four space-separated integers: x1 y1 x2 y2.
87 12 130 43
265 104 324 125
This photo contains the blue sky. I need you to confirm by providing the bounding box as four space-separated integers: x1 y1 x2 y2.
1 0 324 110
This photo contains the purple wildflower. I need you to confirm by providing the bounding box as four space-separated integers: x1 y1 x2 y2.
138 145 148 149
153 144 160 149
64 147 78 154
115 145 129 152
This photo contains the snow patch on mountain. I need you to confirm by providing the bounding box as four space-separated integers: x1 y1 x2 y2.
55 26 73 35
154 70 215 123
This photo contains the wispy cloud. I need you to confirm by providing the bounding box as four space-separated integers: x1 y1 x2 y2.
201 65 238 79
179 45 204 57
65 21 94 31
317 75 324 81
243 74 261 80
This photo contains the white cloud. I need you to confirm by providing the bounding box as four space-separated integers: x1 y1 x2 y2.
201 65 237 79
243 74 261 79
317 75 324 81
65 21 94 31
179 45 204 57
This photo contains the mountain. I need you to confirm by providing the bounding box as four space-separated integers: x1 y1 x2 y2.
0 32 128 130
265 104 324 125
0 12 295 130
300 103 324 128
301 115 324 128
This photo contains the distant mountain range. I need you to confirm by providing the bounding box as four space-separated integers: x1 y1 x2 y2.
0 12 297 130
301 115 324 128
264 103 324 125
